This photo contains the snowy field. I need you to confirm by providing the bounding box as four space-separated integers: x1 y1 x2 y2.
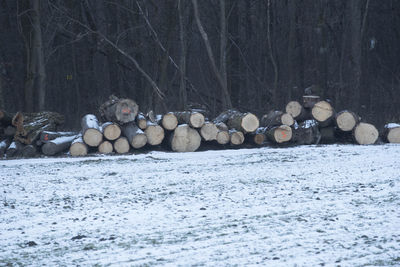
1 144 400 266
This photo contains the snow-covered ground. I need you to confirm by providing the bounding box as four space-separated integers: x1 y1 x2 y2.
1 144 400 266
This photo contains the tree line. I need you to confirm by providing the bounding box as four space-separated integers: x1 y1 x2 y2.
0 0 399 128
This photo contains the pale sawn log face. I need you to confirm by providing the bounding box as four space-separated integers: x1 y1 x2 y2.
354 122 379 145
200 122 219 141
70 143 88 157
335 111 359 132
103 123 121 141
162 113 178 131
81 114 103 147
311 101 334 123
145 125 165 146
114 137 130 154
170 125 201 152
216 131 230 145
229 130 245 145
387 127 400 143
115 99 139 123
98 141 113 154
285 101 303 118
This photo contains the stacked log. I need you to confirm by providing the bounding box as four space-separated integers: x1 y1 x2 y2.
98 141 113 154
227 112 259 133
145 121 165 146
161 113 178 131
99 95 139 124
42 135 77 156
249 127 267 145
267 125 292 144
353 123 379 145
136 113 148 130
114 137 130 154
229 130 245 145
383 123 400 143
102 122 121 141
175 111 205 129
200 122 219 141
285 101 309 122
122 122 147 149
170 124 201 152
311 100 335 127
69 134 88 156
292 120 321 145
260 111 294 128
81 114 103 147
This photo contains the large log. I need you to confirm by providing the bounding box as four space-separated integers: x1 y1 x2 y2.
122 122 147 149
227 112 259 133
200 122 219 141
98 140 113 154
229 129 245 145
170 124 201 152
40 131 77 143
114 137 130 154
69 134 88 157
161 112 178 131
174 111 205 128
0 138 11 157
42 135 77 156
292 120 321 145
267 125 293 144
99 95 139 124
260 111 294 128
81 114 103 147
285 101 309 121
353 122 379 145
216 130 230 145
383 123 400 143
335 110 360 132
12 111 64 145
144 121 165 146
136 112 148 130
311 100 334 127
102 122 121 141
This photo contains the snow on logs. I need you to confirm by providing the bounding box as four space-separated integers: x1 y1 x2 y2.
41 135 77 156
81 114 103 147
383 123 400 143
99 95 139 124
69 134 88 157
170 124 201 152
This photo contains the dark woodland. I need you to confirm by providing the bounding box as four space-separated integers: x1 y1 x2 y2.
0 0 399 129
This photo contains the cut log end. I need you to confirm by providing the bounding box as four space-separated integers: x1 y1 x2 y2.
162 113 178 131
269 125 292 143
253 133 265 145
241 113 260 133
354 123 379 145
336 111 359 132
145 125 165 146
311 100 334 123
230 130 245 145
98 141 113 154
70 143 88 157
114 137 130 154
281 113 294 127
286 101 303 119
190 112 205 128
131 133 147 149
103 123 121 141
170 125 201 152
83 128 103 147
216 131 230 145
387 127 400 143
200 122 219 141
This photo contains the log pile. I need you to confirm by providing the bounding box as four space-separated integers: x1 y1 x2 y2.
1 91 399 159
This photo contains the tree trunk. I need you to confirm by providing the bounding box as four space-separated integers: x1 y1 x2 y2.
98 140 113 154
113 137 130 154
81 114 103 147
335 110 360 132
383 123 400 143
260 111 294 128
353 122 379 145
102 122 121 141
174 111 205 128
311 100 335 127
200 122 219 141
122 122 147 149
69 134 88 157
170 124 201 152
161 112 178 131
99 95 139 124
267 125 293 144
41 135 77 156
216 130 230 145
144 121 165 146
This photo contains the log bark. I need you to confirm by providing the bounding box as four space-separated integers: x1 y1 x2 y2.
174 111 205 128
311 100 335 127
42 135 77 156
213 109 240 124
81 114 103 147
227 112 260 133
200 122 219 141
353 122 379 145
22 145 37 158
98 140 113 154
335 110 360 132
292 120 321 145
267 125 293 144
136 112 148 130
102 122 121 141
99 95 139 124
12 111 64 145
319 126 336 144
161 112 178 131
260 110 294 128
170 124 201 152
0 138 11 157
303 95 320 108
69 134 88 157
114 136 130 154
6 141 24 158
285 101 309 121
122 122 147 149
144 121 165 146
229 129 245 145
40 131 77 143
383 123 400 143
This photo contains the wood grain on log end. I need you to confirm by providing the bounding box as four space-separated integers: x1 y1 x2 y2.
311 101 334 123
200 122 219 141
335 111 359 132
216 131 230 145
354 122 379 145
145 124 165 146
98 140 113 154
286 101 303 119
170 125 201 152
230 130 245 145
114 137 130 154
162 113 178 131
103 123 121 141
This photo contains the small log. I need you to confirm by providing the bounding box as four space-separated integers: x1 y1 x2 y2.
285 101 309 121
136 112 148 130
227 112 259 133
170 124 201 152
99 95 139 124
0 138 12 157
175 111 205 128
267 125 292 144
22 145 37 158
319 126 336 144
69 134 88 156
383 123 400 143
303 95 320 108
40 131 77 143
42 135 77 156
81 114 103 147
250 127 267 145
260 111 294 128
144 121 165 146
335 110 360 132
4 126 16 137
12 111 64 145
114 137 130 154
216 130 230 145
102 122 121 141
292 120 321 145
6 141 24 158
353 122 379 145
200 122 219 141
311 100 334 127
229 130 245 145
161 112 178 131
98 140 113 154
122 122 147 149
